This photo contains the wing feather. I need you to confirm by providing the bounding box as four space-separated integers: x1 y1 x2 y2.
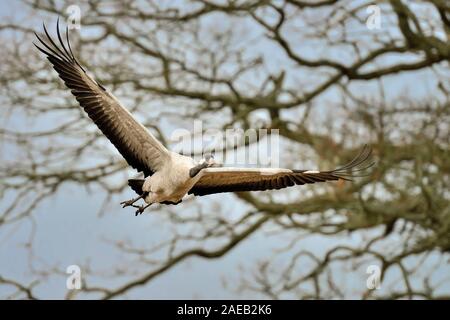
35 21 169 176
189 146 374 196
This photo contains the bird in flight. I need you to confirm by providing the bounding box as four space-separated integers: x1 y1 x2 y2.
34 22 374 215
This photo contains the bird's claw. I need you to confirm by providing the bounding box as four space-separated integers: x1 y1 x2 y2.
134 203 152 216
120 201 131 208
120 199 135 208
135 205 145 216
121 194 146 208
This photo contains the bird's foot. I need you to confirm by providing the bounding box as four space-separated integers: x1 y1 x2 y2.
135 206 145 216
135 203 152 216
120 194 144 208
120 199 136 208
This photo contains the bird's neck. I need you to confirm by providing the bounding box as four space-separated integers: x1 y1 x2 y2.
189 162 209 178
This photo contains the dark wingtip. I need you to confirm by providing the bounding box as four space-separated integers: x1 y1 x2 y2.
332 145 375 180
35 20 87 71
56 17 73 60
42 21 49 38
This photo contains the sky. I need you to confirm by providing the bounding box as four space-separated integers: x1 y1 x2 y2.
0 0 449 299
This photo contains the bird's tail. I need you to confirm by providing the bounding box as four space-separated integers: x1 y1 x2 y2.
128 179 145 195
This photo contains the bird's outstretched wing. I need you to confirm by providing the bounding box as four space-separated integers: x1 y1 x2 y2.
34 21 170 176
188 145 374 196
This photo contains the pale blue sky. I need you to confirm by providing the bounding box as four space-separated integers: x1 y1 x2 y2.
0 0 449 299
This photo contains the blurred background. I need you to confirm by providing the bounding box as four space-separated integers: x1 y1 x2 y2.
0 0 449 299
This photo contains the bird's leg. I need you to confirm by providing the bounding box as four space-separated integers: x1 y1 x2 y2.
135 203 152 216
120 193 145 208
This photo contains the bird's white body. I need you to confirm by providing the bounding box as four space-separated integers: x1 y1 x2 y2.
142 152 199 204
